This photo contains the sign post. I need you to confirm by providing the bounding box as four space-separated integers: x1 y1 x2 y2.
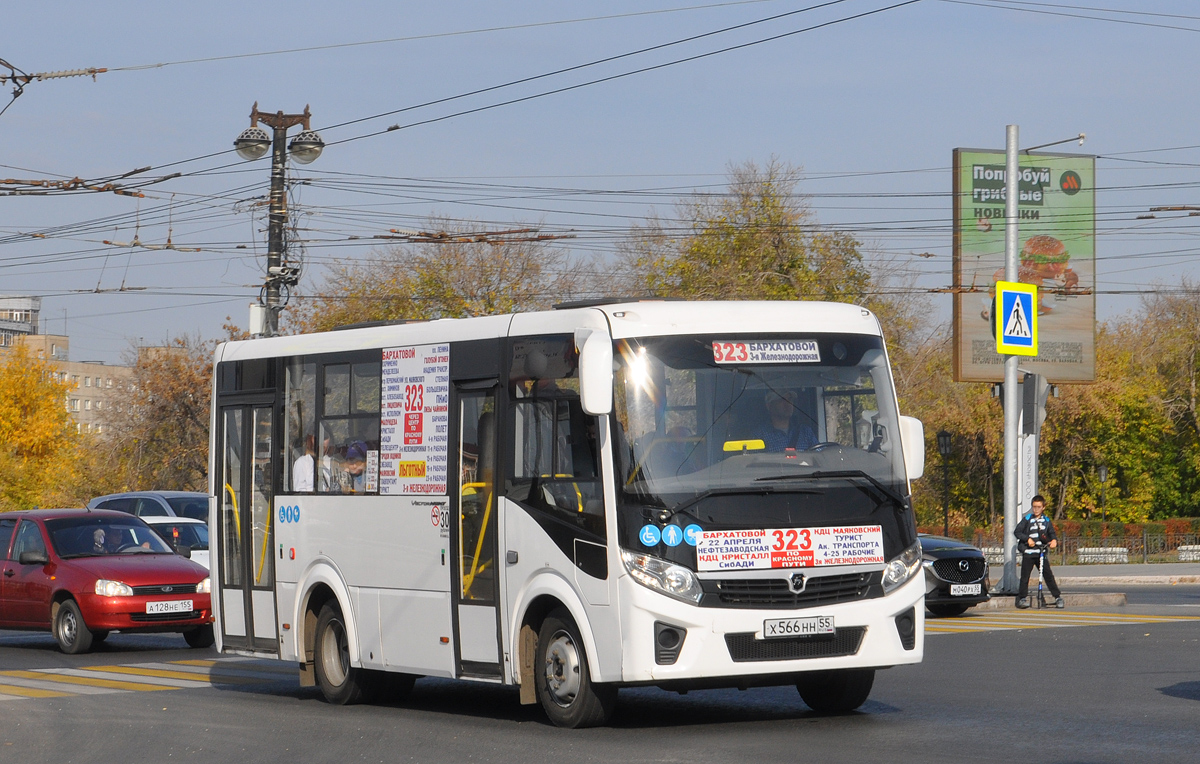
999 124 1022 595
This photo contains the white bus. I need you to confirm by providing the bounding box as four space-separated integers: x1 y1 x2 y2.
209 299 926 727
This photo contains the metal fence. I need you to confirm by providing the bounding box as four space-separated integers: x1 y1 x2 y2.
977 534 1200 566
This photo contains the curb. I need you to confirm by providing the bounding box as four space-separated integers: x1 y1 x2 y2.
974 592 1127 610
1057 576 1200 586
990 576 1200 587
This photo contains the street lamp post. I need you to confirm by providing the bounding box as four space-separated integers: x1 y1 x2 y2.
937 430 952 536
1098 463 1108 523
234 102 324 337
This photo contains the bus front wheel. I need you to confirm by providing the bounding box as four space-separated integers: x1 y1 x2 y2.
314 602 375 705
796 668 874 714
535 608 616 728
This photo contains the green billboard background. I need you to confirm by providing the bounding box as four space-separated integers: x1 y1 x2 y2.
952 149 1096 383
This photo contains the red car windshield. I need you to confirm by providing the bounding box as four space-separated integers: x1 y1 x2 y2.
46 516 174 558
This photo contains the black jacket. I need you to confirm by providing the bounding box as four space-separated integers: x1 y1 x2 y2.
1015 512 1057 554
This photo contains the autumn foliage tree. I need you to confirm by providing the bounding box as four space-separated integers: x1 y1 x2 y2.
100 337 213 492
292 220 591 332
618 160 872 304
0 345 81 510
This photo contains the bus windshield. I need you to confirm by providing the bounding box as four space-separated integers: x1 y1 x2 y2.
612 334 908 514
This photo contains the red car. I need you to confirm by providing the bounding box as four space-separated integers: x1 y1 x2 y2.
0 509 213 654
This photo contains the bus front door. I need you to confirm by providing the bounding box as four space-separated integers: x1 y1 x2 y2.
453 386 502 677
217 399 279 654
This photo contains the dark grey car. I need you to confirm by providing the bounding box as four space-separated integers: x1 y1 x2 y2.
919 533 990 617
87 491 209 521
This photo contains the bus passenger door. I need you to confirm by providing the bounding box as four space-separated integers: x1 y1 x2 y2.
217 399 279 654
453 386 502 677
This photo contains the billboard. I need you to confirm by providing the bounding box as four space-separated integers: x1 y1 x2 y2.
952 149 1095 383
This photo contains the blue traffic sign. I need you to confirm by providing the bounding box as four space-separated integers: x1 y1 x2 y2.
995 281 1038 356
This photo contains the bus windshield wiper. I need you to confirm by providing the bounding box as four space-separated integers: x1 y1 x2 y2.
755 469 908 509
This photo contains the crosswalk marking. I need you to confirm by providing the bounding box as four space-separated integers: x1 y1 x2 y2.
0 683 73 699
1 669 173 692
926 610 1200 634
79 665 261 685
0 658 296 703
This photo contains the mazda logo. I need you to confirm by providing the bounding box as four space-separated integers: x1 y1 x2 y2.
958 560 970 572
789 573 807 593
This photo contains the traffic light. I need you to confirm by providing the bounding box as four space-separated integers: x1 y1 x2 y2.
1021 373 1051 435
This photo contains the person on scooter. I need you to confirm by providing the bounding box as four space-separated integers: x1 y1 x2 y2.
1015 494 1064 609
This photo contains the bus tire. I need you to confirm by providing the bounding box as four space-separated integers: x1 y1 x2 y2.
314 602 373 705
183 625 215 648
796 668 874 714
535 608 616 728
53 599 94 655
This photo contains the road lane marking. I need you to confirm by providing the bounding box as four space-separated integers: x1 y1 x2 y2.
0 683 73 699
926 610 1200 634
0 672 125 695
148 662 294 682
0 657 298 703
172 658 297 674
3 669 174 692
62 667 213 688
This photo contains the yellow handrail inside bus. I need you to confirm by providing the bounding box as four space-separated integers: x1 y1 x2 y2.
462 490 493 598
224 483 241 541
255 499 272 584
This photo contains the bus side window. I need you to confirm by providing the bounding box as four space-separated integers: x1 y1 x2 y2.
286 360 317 493
507 397 605 540
317 359 381 495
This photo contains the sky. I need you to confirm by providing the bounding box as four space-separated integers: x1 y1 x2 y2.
2 0 1198 364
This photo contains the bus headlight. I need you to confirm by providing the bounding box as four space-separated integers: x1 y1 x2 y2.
882 541 922 593
621 550 703 604
95 579 133 597
196 577 211 594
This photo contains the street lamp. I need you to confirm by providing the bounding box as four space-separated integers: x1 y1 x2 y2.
1098 463 1108 523
937 430 952 536
233 102 324 336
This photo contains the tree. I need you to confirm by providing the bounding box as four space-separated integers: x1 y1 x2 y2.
292 219 591 333
101 337 213 492
0 344 81 510
617 160 872 303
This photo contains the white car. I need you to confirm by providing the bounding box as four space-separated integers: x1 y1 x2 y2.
139 516 210 571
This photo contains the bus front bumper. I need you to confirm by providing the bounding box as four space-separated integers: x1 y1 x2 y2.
616 570 924 684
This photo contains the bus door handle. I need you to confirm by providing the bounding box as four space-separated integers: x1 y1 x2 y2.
506 550 518 565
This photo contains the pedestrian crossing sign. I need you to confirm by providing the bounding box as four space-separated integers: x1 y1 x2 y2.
995 281 1038 356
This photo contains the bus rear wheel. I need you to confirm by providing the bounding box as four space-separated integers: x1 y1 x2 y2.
535 608 616 728
314 602 375 705
796 668 875 714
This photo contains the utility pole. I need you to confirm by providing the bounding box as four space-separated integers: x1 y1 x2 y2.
998 124 1021 595
233 103 324 337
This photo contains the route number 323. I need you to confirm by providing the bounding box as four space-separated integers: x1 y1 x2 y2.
771 529 811 551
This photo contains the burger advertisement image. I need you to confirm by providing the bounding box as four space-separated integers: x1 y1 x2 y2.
952 149 1096 383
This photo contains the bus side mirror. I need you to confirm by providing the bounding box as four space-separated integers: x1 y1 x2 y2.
899 416 925 480
575 328 613 416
